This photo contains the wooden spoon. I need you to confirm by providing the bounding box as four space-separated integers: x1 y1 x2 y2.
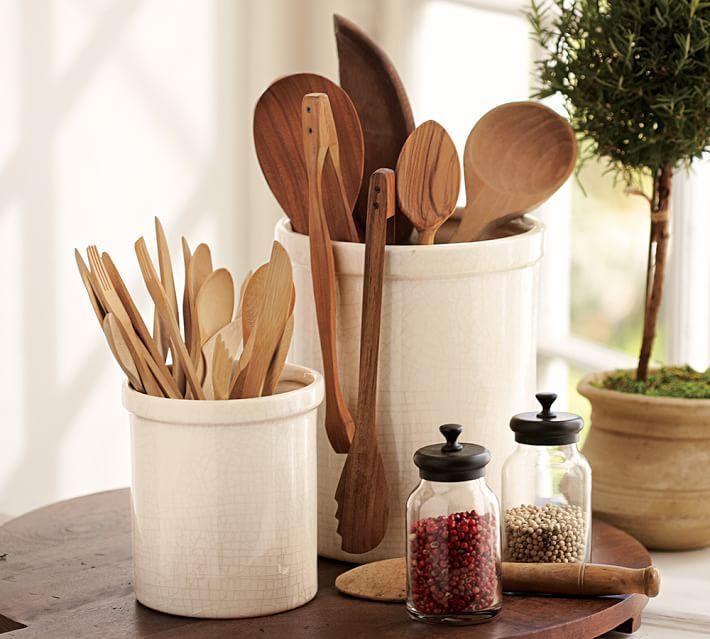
195 268 234 346
334 169 393 553
302 92 356 453
241 263 269 345
102 313 143 392
334 14 414 244
396 121 460 245
334 557 661 602
186 244 213 391
135 237 205 400
253 73 363 242
450 101 577 243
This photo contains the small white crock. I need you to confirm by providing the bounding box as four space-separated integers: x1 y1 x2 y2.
276 217 544 563
122 363 324 618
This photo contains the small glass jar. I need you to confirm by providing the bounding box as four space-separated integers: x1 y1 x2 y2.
502 393 592 564
406 424 502 625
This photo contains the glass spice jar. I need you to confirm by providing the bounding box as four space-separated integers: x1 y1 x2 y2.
502 393 592 564
406 424 502 625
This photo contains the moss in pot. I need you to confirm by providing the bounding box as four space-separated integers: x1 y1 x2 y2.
530 0 710 549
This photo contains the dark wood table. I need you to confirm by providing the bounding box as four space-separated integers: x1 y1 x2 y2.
0 489 650 638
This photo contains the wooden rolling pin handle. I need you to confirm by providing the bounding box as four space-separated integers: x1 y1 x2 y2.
502 562 660 598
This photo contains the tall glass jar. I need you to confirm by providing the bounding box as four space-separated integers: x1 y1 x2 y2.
406 424 502 625
502 393 591 564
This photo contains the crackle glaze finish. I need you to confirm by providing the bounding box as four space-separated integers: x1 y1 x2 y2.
122 364 324 618
276 218 544 562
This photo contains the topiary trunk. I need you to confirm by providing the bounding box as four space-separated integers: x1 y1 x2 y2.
637 163 673 382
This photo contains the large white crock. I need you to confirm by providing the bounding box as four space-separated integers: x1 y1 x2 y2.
276 218 544 562
122 363 324 618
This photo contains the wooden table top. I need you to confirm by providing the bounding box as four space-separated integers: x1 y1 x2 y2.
0 489 651 638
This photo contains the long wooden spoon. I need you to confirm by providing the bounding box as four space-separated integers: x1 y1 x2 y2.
334 557 661 602
450 101 577 243
334 14 414 244
302 92 356 453
102 313 143 392
396 120 460 245
254 73 363 242
335 169 394 554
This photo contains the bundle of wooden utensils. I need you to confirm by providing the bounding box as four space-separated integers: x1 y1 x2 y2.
75 218 294 401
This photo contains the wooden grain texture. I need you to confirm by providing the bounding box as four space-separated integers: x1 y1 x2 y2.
396 121 460 245
334 14 414 244
102 313 144 392
334 169 393 553
254 73 363 242
195 268 234 347
450 101 577 243
302 93 356 453
186 243 213 377
0 490 651 638
334 558 660 602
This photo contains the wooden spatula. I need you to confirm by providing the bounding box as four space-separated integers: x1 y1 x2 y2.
334 14 414 244
396 120 461 245
450 101 577 243
254 73 363 242
302 92 357 453
241 263 269 346
262 285 296 396
334 169 393 554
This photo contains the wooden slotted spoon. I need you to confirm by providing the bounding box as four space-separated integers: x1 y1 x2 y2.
334 169 393 553
450 101 577 243
396 120 461 245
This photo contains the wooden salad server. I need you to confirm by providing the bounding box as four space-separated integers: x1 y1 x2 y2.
253 73 363 242
396 120 460 245
334 169 394 553
302 93 357 453
334 557 661 602
334 14 414 244
450 101 577 243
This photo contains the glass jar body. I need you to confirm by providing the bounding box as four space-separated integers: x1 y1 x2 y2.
502 443 592 563
406 477 502 625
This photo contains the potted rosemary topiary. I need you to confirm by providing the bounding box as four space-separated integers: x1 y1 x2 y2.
530 0 710 549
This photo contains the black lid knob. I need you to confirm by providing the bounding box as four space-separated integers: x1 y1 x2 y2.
510 392 584 446
413 424 490 482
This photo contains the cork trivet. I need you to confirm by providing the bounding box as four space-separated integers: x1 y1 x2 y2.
335 557 406 602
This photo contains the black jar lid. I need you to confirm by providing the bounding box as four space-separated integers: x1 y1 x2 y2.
510 393 584 445
413 424 491 482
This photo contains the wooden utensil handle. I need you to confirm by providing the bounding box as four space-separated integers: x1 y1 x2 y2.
502 562 660 597
303 93 355 453
356 168 394 433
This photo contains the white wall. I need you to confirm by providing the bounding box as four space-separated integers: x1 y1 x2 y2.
0 0 412 517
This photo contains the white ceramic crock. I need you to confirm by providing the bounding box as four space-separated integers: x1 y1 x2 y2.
276 218 545 563
122 363 324 618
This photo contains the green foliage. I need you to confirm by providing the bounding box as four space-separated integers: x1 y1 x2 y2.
529 0 710 186
595 366 710 398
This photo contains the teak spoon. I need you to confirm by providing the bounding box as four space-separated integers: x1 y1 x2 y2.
334 557 661 602
396 120 460 245
253 73 363 242
102 313 143 392
450 101 577 243
334 14 415 244
302 92 356 453
335 169 394 554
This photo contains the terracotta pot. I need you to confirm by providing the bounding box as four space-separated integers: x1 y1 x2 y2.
277 217 544 562
123 364 324 618
578 371 710 550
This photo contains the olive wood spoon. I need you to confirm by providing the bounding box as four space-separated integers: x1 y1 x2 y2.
334 169 394 553
102 313 144 392
302 92 356 453
135 237 205 399
253 73 363 242
334 14 414 244
334 557 661 602
396 120 460 245
450 101 577 243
